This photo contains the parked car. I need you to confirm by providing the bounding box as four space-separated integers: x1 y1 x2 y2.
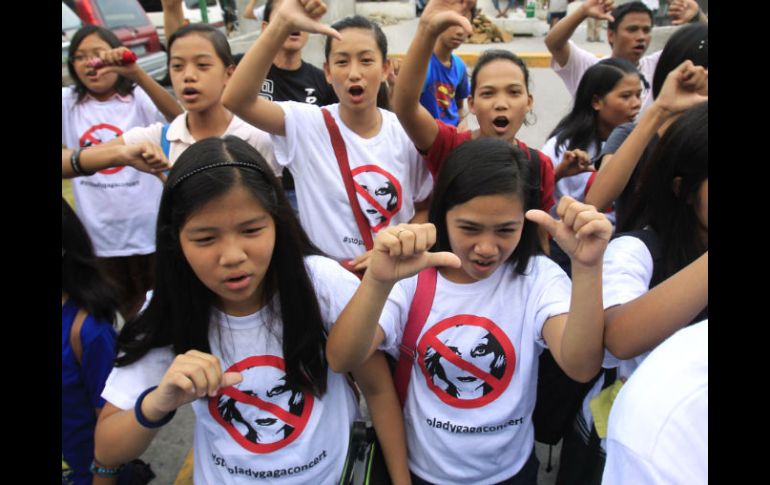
138 0 225 45
62 0 167 85
62 2 83 86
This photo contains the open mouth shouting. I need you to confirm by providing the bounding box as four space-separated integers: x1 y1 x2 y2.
182 87 201 103
348 85 365 103
491 116 510 134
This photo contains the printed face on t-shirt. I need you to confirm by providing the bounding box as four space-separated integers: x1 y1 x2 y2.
352 165 403 232
424 324 507 400
217 374 305 444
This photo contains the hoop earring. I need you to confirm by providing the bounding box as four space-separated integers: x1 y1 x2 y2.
524 110 537 126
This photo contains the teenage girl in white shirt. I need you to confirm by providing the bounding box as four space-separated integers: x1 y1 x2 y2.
223 0 433 270
93 136 410 485
327 137 613 484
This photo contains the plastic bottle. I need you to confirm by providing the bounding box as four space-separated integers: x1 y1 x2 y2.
526 1 536 18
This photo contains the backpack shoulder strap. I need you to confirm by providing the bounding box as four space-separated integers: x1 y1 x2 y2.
69 308 88 365
320 108 374 251
518 141 543 209
394 267 438 407
160 123 171 159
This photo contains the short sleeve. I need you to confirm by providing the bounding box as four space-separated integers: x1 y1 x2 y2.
422 119 464 178
270 101 320 168
551 41 601 95
456 61 470 100
134 86 170 124
602 236 653 309
102 348 174 410
305 255 362 330
538 151 556 213
62 87 76 146
530 258 572 346
602 438 664 485
596 122 635 162
409 144 434 204
377 279 416 358
122 122 164 147
79 316 118 409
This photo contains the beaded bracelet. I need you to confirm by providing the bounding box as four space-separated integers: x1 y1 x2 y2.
69 149 94 176
134 385 176 429
90 460 123 477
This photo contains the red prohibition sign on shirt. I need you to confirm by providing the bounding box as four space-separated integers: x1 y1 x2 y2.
79 123 125 175
351 165 403 233
417 315 516 409
209 355 314 453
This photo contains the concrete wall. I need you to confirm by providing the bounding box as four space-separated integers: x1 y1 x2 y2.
355 0 417 19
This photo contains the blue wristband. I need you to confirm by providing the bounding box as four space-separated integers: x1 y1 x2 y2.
134 385 176 428
90 461 123 477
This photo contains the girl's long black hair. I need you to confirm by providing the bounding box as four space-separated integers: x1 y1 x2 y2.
623 102 708 280
428 137 539 275
548 58 643 159
62 198 119 324
116 136 329 396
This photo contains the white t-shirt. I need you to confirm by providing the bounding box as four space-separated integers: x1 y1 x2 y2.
102 256 361 485
550 41 661 113
603 320 708 485
122 112 278 176
62 86 167 257
576 235 653 445
271 102 433 262
540 135 615 225
377 257 571 484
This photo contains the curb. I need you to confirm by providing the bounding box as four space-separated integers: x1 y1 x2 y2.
389 51 555 68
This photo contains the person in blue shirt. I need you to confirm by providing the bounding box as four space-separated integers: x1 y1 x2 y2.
62 198 120 485
418 17 471 127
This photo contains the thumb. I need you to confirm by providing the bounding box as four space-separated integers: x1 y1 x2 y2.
600 13 615 22
221 372 243 388
525 209 559 237
424 251 462 269
313 23 342 40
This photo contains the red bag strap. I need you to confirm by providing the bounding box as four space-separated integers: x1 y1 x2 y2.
321 108 374 251
394 267 438 407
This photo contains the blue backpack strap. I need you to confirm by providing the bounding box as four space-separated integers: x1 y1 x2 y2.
160 123 171 177
160 123 171 158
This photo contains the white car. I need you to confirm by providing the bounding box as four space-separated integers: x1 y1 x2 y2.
138 0 225 45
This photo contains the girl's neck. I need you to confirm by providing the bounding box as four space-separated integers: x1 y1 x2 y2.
273 49 303 71
472 129 518 146
88 88 118 102
187 104 234 140
338 103 382 139
597 122 612 141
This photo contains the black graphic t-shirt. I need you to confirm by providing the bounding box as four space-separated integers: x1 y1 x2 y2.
260 62 338 191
